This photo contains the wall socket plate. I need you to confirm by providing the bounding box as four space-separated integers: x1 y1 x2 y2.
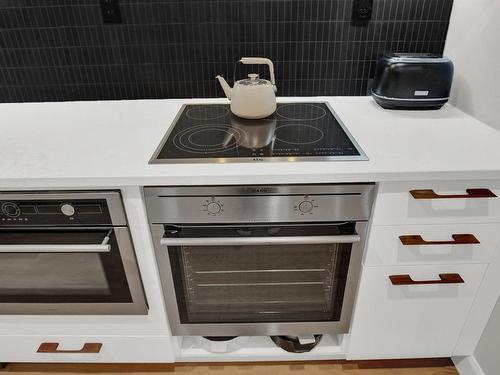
352 0 373 24
100 0 122 24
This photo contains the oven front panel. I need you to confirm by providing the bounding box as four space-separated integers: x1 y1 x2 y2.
152 223 366 336
0 227 148 315
170 243 351 324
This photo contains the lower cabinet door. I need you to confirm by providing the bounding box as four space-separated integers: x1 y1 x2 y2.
347 263 487 359
0 335 174 363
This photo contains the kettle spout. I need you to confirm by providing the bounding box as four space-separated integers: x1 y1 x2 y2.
215 75 232 99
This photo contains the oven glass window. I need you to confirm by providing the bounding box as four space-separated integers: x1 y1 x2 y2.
0 229 133 303
167 224 353 324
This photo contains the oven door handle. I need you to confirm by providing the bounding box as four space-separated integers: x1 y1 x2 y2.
0 229 113 253
160 234 361 246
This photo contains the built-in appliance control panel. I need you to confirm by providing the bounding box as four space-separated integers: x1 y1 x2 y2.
146 185 375 224
202 196 319 217
0 198 112 226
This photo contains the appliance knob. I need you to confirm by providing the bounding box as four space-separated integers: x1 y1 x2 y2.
60 203 75 217
298 200 314 213
206 202 222 215
1 202 20 217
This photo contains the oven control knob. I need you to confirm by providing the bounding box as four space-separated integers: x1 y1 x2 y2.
60 203 75 217
1 202 20 217
298 200 314 213
206 202 222 215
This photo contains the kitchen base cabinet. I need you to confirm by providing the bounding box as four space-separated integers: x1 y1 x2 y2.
372 180 500 225
0 336 174 363
347 263 487 359
365 223 500 266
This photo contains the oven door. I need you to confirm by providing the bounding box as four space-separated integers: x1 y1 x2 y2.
0 227 147 315
153 222 366 336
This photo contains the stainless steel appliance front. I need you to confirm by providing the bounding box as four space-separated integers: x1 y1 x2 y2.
145 184 374 336
0 191 147 315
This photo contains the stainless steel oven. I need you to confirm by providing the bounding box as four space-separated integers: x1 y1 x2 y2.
145 184 374 336
0 191 147 315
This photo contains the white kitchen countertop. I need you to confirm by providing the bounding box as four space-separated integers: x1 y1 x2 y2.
1 96 500 188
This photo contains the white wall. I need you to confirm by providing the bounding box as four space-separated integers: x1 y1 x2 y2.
474 297 500 375
444 0 500 130
445 2 500 373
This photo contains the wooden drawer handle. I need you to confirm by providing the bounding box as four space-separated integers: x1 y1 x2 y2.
37 342 102 354
399 234 480 245
410 188 496 199
390 273 464 285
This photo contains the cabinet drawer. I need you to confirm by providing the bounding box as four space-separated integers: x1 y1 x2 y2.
372 181 500 225
348 263 487 359
0 335 174 363
365 223 500 266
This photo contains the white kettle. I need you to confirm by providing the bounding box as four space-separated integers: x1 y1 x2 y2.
216 57 277 119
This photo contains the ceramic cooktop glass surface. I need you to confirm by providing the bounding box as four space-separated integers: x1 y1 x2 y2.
150 103 367 163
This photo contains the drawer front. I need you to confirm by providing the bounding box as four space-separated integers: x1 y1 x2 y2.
372 181 500 225
365 223 500 266
347 263 487 359
0 335 174 363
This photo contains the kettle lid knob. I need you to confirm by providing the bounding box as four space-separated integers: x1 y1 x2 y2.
248 73 259 80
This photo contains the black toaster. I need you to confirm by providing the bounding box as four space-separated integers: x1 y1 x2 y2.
371 53 454 109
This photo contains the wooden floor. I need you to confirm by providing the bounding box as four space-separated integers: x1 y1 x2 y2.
1 359 458 375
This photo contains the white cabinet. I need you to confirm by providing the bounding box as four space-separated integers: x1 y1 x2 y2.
349 179 500 360
0 335 174 363
365 223 500 266
372 180 500 225
347 263 487 359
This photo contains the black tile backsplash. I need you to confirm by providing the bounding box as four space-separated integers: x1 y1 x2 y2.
0 0 454 102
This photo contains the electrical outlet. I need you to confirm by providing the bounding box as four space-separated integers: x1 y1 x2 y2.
352 0 373 23
100 0 122 24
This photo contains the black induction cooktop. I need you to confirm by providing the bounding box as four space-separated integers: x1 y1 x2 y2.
150 102 367 163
